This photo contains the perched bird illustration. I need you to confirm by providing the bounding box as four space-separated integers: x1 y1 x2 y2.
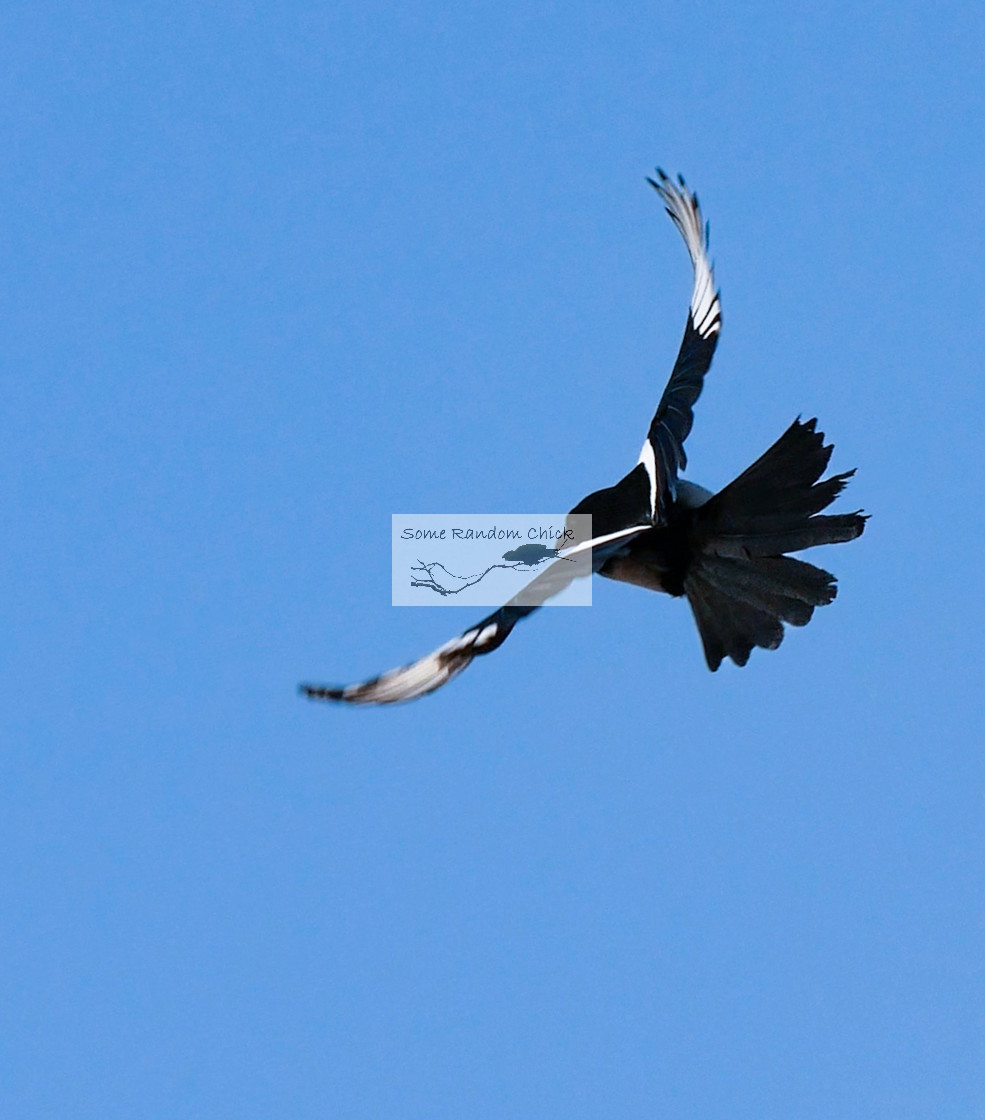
301 171 866 706
501 543 574 567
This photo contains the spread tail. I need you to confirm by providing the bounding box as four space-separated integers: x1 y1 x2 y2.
685 418 866 669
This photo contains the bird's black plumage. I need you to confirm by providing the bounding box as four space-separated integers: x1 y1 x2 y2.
300 172 866 706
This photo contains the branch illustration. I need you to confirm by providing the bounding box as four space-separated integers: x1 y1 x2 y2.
410 559 527 597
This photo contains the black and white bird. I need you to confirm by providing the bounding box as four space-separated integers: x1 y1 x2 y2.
301 171 866 706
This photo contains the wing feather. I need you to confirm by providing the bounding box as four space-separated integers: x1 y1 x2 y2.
299 606 529 706
637 170 722 522
299 524 648 706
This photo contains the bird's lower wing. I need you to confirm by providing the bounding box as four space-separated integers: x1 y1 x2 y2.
300 525 648 706
300 603 533 705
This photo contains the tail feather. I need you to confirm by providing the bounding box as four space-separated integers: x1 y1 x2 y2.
696 555 834 625
708 416 833 507
704 511 866 558
684 418 866 669
686 570 784 668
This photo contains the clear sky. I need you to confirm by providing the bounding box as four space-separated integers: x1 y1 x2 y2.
3 2 983 1117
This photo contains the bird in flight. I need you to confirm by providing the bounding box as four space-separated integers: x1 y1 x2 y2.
301 171 866 706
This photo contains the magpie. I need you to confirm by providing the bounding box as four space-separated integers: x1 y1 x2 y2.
301 171 866 706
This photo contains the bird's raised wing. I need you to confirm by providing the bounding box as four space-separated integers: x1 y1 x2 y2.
638 170 722 523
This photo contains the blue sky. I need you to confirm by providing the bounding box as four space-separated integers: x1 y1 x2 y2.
2 2 983 1116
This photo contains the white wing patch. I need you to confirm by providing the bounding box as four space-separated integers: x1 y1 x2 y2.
637 438 659 525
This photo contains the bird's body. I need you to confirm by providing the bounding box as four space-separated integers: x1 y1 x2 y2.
301 171 866 705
